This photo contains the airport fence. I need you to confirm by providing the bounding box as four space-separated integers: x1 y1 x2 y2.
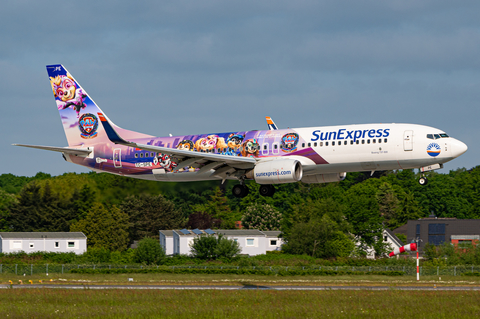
1 264 480 276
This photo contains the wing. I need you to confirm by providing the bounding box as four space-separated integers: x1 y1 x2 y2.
97 112 256 178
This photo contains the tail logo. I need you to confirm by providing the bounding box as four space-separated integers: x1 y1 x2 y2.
79 113 99 139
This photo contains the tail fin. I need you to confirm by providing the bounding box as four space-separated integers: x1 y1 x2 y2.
46 64 151 147
265 116 278 130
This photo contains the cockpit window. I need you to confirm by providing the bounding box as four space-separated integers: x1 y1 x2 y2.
427 134 434 139
434 134 441 139
440 133 449 138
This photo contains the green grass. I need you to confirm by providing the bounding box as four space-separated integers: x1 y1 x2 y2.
0 289 479 318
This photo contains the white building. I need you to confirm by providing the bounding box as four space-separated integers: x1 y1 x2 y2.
0 232 87 255
159 230 174 255
161 229 283 256
361 229 404 259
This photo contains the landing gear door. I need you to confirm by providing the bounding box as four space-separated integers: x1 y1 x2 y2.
404 130 413 151
113 149 122 168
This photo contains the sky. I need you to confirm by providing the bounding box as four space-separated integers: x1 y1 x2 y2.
1 1 479 177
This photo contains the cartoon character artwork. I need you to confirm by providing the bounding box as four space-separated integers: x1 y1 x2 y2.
176 140 194 151
158 154 178 172
241 139 259 157
50 73 87 118
223 133 244 156
176 140 195 172
281 132 299 153
194 135 228 153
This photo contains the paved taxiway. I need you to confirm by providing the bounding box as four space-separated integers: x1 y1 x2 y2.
2 284 480 290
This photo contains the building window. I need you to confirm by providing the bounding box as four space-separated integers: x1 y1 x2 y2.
67 241 76 248
12 241 22 249
383 236 387 242
428 223 446 246
270 239 277 246
55 242 60 248
29 243 34 249
246 238 254 246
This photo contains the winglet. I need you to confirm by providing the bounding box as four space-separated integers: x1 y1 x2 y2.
97 113 136 146
265 116 278 130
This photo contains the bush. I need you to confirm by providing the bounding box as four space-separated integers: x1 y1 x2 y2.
190 234 241 260
134 237 165 265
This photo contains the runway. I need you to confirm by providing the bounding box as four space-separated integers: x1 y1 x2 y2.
2 284 480 291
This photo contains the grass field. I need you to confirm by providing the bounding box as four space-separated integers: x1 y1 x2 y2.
1 274 480 318
1 289 479 318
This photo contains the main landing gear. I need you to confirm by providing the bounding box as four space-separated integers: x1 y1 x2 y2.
232 183 276 198
232 184 249 198
259 184 275 197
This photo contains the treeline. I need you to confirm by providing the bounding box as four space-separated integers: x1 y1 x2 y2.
1 166 479 257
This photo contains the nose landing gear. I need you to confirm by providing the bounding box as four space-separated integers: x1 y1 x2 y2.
418 176 428 185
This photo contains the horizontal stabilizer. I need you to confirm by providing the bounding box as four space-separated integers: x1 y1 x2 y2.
13 144 92 157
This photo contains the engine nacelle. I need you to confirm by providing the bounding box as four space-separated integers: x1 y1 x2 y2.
301 172 347 184
247 159 303 184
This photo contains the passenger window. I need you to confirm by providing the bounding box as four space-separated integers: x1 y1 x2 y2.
361 140 365 144
367 139 370 144
274 144 278 149
263 145 267 150
356 140 359 145
308 143 311 147
331 141 335 146
302 143 305 148
344 141 347 145
314 142 317 147
350 140 354 145
384 138 388 143
326 142 329 146
320 142 323 147
135 153 138 158
151 153 154 157
373 139 376 144
140 153 144 158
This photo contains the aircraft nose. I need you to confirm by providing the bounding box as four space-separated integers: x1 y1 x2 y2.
451 139 468 158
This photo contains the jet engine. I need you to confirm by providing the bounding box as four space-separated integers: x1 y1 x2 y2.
301 172 346 184
246 159 303 184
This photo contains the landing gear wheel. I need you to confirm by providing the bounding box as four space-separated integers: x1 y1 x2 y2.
259 184 275 197
418 177 428 185
232 184 249 198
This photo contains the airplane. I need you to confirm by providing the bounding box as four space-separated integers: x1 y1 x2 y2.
14 65 468 198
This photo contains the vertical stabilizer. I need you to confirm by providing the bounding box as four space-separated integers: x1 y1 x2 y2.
46 64 151 147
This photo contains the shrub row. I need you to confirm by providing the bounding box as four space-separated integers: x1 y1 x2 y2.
69 267 404 276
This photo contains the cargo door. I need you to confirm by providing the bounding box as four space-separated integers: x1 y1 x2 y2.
403 130 413 151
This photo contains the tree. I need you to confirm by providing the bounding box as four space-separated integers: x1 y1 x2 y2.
283 215 355 258
0 189 17 231
187 211 221 229
70 203 129 251
344 179 386 255
241 203 282 230
134 237 165 265
192 187 238 228
190 234 241 260
121 194 184 241
8 181 76 232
